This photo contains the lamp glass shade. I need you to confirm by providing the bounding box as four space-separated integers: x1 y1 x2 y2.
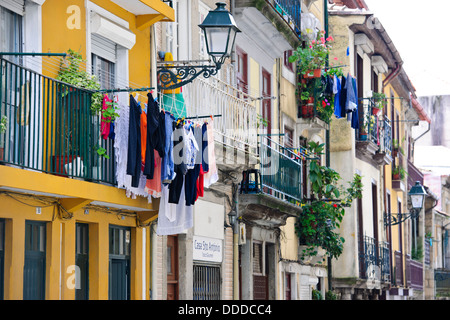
408 181 427 210
199 2 240 63
410 194 424 209
204 27 230 57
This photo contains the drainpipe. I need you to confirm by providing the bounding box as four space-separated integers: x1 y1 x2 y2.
324 0 333 293
382 62 402 90
231 183 240 300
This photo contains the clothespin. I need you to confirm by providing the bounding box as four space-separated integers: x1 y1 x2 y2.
210 115 214 121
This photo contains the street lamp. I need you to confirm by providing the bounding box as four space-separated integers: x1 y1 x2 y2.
157 2 241 90
384 181 428 226
409 181 427 211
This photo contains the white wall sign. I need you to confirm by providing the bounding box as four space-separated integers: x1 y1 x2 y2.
193 236 222 263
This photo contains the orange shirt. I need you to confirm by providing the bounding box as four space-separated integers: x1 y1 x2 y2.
140 108 147 165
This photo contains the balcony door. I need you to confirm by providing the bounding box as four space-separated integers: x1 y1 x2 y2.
109 225 130 300
262 69 271 136
23 221 46 300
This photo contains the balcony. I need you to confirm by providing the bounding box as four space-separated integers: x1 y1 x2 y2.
355 98 392 166
234 0 302 51
297 76 331 130
239 136 304 227
358 235 391 284
406 254 423 290
435 269 450 298
182 74 258 170
0 57 115 184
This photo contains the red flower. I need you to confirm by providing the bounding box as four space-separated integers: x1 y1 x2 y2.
333 204 338 208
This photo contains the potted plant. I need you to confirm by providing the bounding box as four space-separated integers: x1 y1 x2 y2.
371 92 386 115
53 49 104 177
0 115 7 161
312 289 323 300
392 138 405 157
289 31 333 79
392 166 407 180
57 49 102 114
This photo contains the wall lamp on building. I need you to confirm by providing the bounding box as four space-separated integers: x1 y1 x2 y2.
384 181 428 226
157 2 240 90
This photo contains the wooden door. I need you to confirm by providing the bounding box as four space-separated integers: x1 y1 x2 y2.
167 235 178 300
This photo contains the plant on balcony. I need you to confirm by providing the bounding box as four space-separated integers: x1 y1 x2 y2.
325 290 338 300
295 141 363 260
392 138 405 157
57 49 103 115
0 115 6 161
289 31 332 78
392 166 407 180
0 116 7 134
371 92 386 115
312 289 323 300
411 237 424 261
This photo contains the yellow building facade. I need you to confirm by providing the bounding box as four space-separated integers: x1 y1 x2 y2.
0 0 174 300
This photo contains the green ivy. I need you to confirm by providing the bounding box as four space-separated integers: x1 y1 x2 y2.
56 49 103 115
295 141 363 260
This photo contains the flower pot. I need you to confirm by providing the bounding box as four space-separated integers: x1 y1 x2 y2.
52 155 83 177
392 148 398 157
301 97 314 118
303 69 321 79
393 173 400 180
372 107 380 115
359 133 368 141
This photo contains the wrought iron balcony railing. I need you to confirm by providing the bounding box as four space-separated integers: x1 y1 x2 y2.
272 0 301 37
358 235 391 283
356 98 392 164
259 135 304 204
240 136 305 204
0 57 116 184
182 73 258 155
435 269 450 297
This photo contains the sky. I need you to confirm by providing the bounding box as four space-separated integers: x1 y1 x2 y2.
363 0 450 97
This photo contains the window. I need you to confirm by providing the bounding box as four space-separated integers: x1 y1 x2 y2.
253 242 263 275
262 69 271 136
236 46 248 96
165 1 178 59
193 265 221 300
199 3 210 61
0 3 23 64
91 33 116 90
284 50 294 72
92 54 115 90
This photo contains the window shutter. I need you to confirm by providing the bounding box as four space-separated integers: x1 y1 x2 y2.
1 0 25 15
91 33 116 63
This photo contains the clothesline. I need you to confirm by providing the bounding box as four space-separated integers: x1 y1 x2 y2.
104 91 219 237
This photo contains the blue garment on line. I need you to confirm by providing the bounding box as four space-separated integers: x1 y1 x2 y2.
350 77 359 130
161 112 176 184
333 75 342 118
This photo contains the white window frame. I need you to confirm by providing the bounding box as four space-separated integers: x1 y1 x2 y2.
86 1 132 90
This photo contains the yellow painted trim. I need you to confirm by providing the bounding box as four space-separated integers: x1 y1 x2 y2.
136 14 165 30
0 165 154 211
136 211 158 225
139 0 175 22
60 198 93 213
